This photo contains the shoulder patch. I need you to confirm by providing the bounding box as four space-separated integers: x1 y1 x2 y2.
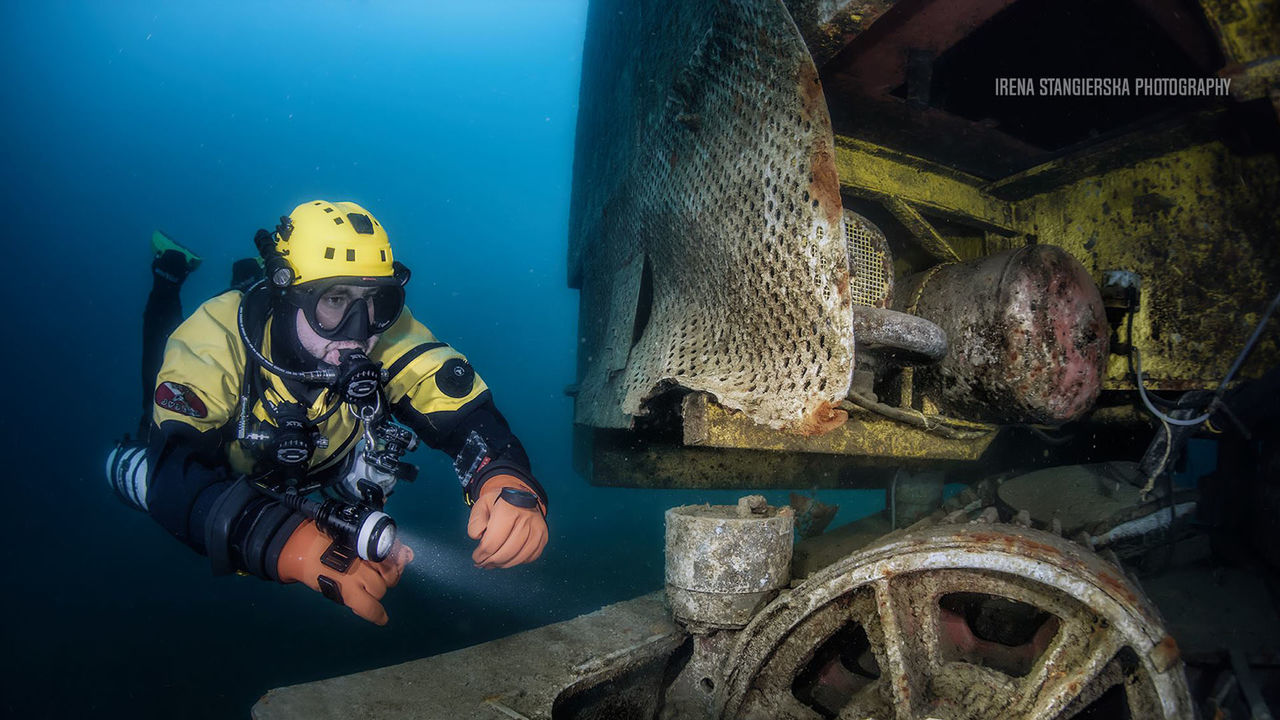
436 358 475 398
155 381 209 418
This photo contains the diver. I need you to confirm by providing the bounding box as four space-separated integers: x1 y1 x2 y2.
106 201 549 625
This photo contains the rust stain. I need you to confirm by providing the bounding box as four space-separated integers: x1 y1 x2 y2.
835 269 851 302
797 61 842 227
796 400 849 436
1095 569 1140 606
1149 635 1181 673
810 148 843 226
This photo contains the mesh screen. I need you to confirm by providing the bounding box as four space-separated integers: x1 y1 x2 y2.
570 0 853 431
844 210 894 308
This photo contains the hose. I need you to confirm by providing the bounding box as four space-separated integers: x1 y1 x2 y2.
841 392 995 440
237 280 337 385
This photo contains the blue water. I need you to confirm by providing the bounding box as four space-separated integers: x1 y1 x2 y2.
1 3 885 717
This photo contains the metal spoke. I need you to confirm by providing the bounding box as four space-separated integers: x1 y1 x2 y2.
870 577 920 720
1024 632 1123 720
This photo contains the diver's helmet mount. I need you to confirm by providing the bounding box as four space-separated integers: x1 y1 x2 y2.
255 223 297 289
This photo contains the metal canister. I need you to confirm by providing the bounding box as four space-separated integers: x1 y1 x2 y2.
897 245 1109 424
664 497 793 631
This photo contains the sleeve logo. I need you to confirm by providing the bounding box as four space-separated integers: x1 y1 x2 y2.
154 381 208 418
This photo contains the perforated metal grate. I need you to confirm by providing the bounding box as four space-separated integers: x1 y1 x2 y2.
844 210 894 308
569 0 854 431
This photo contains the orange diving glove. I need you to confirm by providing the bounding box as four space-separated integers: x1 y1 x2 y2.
466 475 548 569
276 520 414 625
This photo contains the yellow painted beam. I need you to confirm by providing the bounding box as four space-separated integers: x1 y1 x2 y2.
886 196 962 263
833 135 1022 236
683 393 996 460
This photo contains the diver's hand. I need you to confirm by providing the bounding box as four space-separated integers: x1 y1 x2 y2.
466 475 548 569
276 520 414 625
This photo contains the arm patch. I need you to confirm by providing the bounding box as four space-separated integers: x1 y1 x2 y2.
155 381 209 419
436 358 476 398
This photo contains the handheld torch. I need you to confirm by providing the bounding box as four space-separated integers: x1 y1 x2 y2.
255 481 397 563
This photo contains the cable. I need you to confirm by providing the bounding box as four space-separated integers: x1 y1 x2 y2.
1133 350 1213 426
1218 288 1280 393
841 392 994 440
1138 417 1171 498
1132 287 1280 428
237 280 336 385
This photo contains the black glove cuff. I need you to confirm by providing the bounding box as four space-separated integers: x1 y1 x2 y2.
240 505 304 581
465 460 549 512
205 479 260 576
205 478 306 580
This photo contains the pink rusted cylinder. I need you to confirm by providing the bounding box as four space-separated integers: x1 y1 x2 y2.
896 245 1109 424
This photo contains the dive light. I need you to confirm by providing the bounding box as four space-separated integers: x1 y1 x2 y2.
256 483 397 563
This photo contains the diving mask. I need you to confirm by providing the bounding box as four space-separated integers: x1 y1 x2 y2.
285 276 406 342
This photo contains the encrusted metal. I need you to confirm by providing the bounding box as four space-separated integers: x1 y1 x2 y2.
665 498 795 630
569 0 853 432
845 209 894 308
897 244 1110 424
719 524 1194 719
850 306 948 365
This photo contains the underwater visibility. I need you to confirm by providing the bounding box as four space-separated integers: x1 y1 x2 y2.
5 1 1280 718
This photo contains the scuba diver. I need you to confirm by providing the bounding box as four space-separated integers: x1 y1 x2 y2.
106 201 549 625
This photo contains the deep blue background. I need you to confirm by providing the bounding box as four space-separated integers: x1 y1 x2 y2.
0 3 885 717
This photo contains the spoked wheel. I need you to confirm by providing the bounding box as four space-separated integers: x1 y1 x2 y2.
719 524 1192 720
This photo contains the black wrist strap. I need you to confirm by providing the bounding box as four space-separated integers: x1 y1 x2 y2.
464 460 549 512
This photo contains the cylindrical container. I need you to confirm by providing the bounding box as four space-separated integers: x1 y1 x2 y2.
665 497 793 630
896 245 1109 424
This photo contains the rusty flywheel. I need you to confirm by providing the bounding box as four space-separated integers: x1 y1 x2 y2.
718 522 1193 720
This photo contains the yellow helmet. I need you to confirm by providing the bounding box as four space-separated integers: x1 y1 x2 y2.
278 200 394 284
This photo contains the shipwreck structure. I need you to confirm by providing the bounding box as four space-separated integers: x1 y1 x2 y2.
256 0 1279 717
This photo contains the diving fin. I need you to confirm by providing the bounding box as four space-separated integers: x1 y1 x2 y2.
151 230 202 272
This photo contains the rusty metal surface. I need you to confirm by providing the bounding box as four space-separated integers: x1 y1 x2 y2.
888 195 965 264
837 130 1279 395
898 245 1110 424
569 0 854 432
834 135 1022 236
682 392 997 460
1199 0 1280 71
719 523 1194 719
820 0 1020 97
589 434 889 490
